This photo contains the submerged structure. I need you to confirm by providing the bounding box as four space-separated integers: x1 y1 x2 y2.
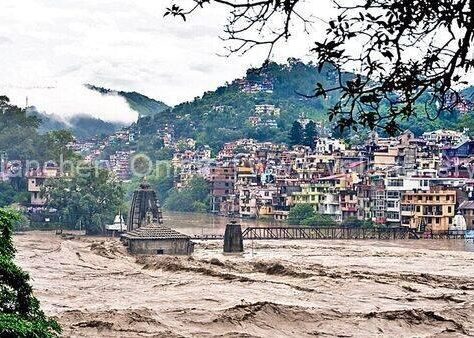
122 181 194 255
122 224 194 255
223 221 244 253
127 180 163 232
450 212 467 232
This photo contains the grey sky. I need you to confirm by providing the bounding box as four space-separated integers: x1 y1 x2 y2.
0 1 333 122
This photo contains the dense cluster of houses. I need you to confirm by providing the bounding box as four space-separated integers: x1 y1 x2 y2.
66 129 136 180
172 129 474 233
5 118 474 234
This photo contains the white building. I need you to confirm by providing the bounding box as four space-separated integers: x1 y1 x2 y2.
315 138 346 155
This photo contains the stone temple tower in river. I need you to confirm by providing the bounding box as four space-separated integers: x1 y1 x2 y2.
127 180 163 232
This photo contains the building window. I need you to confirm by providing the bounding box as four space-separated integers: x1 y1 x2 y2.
387 191 399 199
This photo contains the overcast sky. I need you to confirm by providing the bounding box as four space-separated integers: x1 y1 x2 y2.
0 1 334 123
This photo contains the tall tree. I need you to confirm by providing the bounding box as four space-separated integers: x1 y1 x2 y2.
164 176 210 212
0 208 61 337
287 204 315 225
44 167 124 234
303 120 317 149
166 0 474 134
289 120 303 146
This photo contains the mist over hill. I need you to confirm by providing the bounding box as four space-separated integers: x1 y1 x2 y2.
26 108 125 140
21 59 474 144
24 85 170 139
85 84 170 118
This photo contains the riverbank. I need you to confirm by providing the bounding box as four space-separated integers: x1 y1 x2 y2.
14 231 474 337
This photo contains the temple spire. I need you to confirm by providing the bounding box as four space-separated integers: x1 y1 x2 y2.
127 178 163 231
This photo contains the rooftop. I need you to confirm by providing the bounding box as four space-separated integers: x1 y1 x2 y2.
122 224 190 240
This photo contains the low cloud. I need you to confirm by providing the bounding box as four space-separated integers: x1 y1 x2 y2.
0 0 327 121
2 82 138 123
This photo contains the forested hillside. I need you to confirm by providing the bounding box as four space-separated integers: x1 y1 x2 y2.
131 59 474 153
0 97 76 162
0 96 78 206
134 60 348 152
85 84 170 117
27 108 124 139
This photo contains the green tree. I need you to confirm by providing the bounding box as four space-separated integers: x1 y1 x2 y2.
301 213 337 227
164 176 210 212
0 208 61 337
0 182 18 208
289 121 303 146
41 130 77 163
303 120 317 149
0 97 41 161
287 204 315 225
155 147 175 161
44 166 124 234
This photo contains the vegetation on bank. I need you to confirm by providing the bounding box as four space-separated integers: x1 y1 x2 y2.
0 208 61 337
44 167 124 235
288 204 375 228
164 177 211 213
0 97 80 209
124 171 211 214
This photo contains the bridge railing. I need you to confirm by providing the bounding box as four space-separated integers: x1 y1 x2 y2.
241 226 420 240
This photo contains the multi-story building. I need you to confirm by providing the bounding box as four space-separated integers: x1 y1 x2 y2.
27 163 60 206
458 200 474 230
109 151 133 181
400 187 456 232
292 173 357 222
315 138 346 155
422 129 467 146
339 190 358 220
208 165 237 214
254 104 281 117
92 129 472 229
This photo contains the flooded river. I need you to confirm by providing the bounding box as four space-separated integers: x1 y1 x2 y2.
164 211 474 252
12 213 474 336
162 211 265 236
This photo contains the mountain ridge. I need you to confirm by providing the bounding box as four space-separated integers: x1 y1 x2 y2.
85 84 170 118
26 107 125 140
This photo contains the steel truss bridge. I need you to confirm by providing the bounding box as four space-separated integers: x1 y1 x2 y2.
193 226 421 240
241 226 420 240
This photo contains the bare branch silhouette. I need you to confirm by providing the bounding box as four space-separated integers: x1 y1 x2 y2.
165 0 474 134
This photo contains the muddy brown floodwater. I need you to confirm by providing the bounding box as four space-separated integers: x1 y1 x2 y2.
13 213 474 337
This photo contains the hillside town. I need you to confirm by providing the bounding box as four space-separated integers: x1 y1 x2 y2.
171 128 474 232
5 123 473 235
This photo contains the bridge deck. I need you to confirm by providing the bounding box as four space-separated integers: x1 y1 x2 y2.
241 226 420 240
193 226 421 240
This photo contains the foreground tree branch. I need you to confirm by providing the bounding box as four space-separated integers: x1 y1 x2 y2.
166 0 474 134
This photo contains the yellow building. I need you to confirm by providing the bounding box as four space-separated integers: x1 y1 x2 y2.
400 188 456 232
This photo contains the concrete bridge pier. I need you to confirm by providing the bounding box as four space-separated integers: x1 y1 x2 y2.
223 222 244 253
